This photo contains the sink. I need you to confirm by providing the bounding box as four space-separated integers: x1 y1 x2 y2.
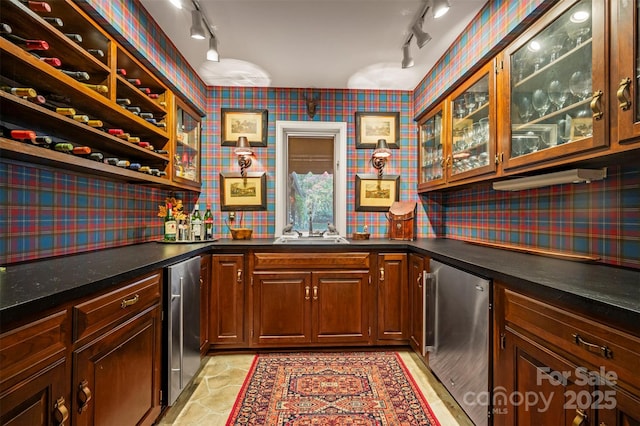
273 234 350 244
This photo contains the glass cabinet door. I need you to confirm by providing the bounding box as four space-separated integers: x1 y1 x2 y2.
174 101 201 187
418 106 446 189
502 0 607 170
448 62 496 182
615 0 640 141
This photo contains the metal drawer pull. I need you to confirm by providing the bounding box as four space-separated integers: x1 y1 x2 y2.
590 90 604 120
379 267 385 281
572 408 587 426
54 396 69 425
572 333 613 359
121 294 139 308
617 77 632 110
417 272 422 288
77 380 92 413
305 286 310 300
237 269 243 282
313 285 318 300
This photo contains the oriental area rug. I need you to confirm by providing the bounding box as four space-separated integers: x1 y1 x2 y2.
226 352 440 425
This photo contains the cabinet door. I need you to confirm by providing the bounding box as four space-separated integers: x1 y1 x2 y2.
172 99 202 188
312 271 370 344
418 104 447 190
209 254 245 346
494 327 596 426
376 253 408 342
614 0 640 142
252 272 312 346
408 253 427 355
597 384 640 426
448 61 497 182
500 0 608 171
200 254 211 355
72 306 161 426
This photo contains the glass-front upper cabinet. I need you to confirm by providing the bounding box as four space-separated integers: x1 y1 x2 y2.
500 0 607 170
418 104 446 190
615 0 640 142
173 100 202 188
448 61 496 182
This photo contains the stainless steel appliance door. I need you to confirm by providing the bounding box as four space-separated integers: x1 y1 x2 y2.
167 256 201 405
427 260 490 426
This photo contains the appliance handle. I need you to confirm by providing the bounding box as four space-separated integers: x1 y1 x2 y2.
424 269 438 353
179 276 184 389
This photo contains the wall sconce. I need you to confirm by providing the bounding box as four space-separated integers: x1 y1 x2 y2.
371 139 391 177
235 136 253 177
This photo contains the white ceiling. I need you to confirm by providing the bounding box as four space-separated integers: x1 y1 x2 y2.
139 0 487 90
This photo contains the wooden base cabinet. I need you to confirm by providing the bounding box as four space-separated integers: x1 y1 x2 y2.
250 252 371 347
494 282 640 426
209 254 245 347
408 253 428 356
200 254 211 355
376 253 408 343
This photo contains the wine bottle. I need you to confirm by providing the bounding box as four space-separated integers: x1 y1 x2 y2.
148 93 159 99
107 128 124 136
72 114 89 123
127 136 140 143
2 33 49 51
116 160 130 167
104 157 119 165
164 203 177 241
55 107 76 116
191 204 202 241
204 206 213 240
138 166 150 173
155 122 167 129
126 106 140 114
64 33 82 43
88 152 103 161
72 146 91 155
126 78 141 86
116 132 130 140
156 171 167 177
53 142 73 152
2 127 36 142
154 149 168 154
137 141 150 148
139 112 153 119
116 98 131 106
138 87 151 94
148 168 159 175
2 86 37 98
144 118 157 125
128 163 141 171
43 17 64 27
116 68 127 76
19 1 51 13
81 83 108 94
32 135 52 146
30 94 46 105
39 56 61 67
61 70 90 81
87 49 104 58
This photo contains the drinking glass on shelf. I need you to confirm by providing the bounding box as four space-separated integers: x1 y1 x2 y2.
548 32 568 62
569 25 591 46
479 117 489 144
517 94 534 122
569 70 592 100
454 99 466 119
464 92 477 114
532 89 551 117
557 118 571 144
548 79 570 110
512 56 530 84
475 91 488 107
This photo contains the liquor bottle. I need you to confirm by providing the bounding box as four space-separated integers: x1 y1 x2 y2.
43 17 64 27
81 83 108 94
2 33 49 51
87 49 104 58
164 203 177 241
191 204 202 241
61 70 90 81
204 206 213 240
64 33 82 43
19 1 51 13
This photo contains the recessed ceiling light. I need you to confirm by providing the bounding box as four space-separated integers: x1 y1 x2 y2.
528 40 541 52
570 10 590 23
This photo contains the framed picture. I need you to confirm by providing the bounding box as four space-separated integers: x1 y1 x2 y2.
221 108 268 147
355 111 400 149
511 123 558 155
355 174 400 212
219 172 267 211
569 117 593 140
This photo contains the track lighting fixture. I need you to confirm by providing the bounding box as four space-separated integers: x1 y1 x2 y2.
432 0 451 19
190 9 206 39
411 17 432 48
207 35 219 61
401 42 414 69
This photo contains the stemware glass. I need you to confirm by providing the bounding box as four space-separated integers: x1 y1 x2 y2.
517 94 534 122
548 32 568 62
569 70 592 100
547 79 570 110
464 92 477 114
532 89 551 118
557 118 570 144
568 25 591 46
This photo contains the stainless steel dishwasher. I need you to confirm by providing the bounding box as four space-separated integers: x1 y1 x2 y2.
166 256 201 406
426 259 490 426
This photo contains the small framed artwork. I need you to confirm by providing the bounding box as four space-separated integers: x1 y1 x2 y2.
355 111 400 149
355 174 400 212
221 108 268 147
219 172 267 211
569 117 593 140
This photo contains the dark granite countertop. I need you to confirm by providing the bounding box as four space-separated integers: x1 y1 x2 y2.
2 238 638 332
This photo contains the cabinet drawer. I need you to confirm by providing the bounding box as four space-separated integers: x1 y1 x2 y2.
73 271 161 343
503 289 640 391
253 252 370 270
0 310 68 392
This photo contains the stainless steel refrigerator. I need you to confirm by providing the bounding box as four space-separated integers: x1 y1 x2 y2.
166 256 201 406
426 260 490 426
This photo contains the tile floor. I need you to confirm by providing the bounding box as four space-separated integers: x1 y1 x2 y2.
156 350 474 425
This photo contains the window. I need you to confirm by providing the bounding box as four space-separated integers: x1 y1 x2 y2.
275 121 347 236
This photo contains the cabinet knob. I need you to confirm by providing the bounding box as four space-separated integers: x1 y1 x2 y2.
590 90 604 120
77 380 92 413
54 396 69 425
617 77 632 111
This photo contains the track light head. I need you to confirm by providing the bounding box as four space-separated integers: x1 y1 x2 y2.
401 42 414 69
190 9 206 39
207 35 219 61
411 19 432 48
432 0 451 19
